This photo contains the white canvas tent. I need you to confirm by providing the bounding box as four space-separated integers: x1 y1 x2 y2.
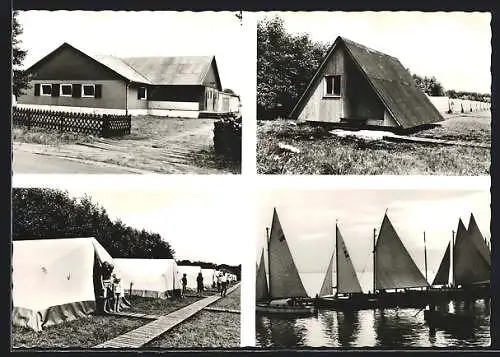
201 268 216 289
114 258 178 299
12 237 115 332
177 265 202 290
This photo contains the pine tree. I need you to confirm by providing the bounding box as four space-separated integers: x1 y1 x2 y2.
12 11 30 98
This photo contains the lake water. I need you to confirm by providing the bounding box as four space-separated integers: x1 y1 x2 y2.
256 299 491 348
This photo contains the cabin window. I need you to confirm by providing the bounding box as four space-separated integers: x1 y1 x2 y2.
325 75 341 96
41 84 52 96
82 84 95 98
60 84 72 97
137 87 147 100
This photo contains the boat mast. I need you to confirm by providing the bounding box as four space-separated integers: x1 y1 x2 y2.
335 219 339 297
373 227 376 294
451 229 455 287
266 227 271 298
424 231 428 283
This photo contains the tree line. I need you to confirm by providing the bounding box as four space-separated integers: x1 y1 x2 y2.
12 188 175 259
257 15 491 119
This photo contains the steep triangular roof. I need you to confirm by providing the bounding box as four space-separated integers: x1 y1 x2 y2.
290 36 444 129
26 42 221 87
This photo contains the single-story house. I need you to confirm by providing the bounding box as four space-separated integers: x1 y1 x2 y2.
17 42 240 118
289 36 444 131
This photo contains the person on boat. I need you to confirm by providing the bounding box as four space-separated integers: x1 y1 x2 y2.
196 272 204 296
181 273 188 297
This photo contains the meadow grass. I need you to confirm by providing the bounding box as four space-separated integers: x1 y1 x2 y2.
127 295 204 316
12 315 147 349
257 114 490 175
144 286 241 348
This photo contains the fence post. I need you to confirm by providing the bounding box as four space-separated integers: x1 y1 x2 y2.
102 114 109 137
128 114 131 135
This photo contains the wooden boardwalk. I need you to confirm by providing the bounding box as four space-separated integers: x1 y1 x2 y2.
93 283 240 349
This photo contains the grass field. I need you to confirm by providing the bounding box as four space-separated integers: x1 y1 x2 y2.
127 295 203 316
13 116 240 174
257 112 490 175
12 315 147 349
145 286 241 348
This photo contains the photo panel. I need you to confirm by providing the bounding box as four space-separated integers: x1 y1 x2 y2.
256 11 491 175
13 10 249 175
11 175 253 349
255 177 491 348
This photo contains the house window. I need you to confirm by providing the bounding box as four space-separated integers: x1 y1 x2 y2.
82 84 95 97
138 87 147 100
60 84 72 96
41 84 52 96
325 75 341 96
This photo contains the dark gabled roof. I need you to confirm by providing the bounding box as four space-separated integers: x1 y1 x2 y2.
290 36 444 129
26 42 221 88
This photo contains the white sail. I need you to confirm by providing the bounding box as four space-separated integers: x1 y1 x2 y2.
319 252 334 297
337 226 363 294
454 218 490 285
432 242 450 286
467 213 491 266
256 248 269 301
375 214 429 290
268 208 309 299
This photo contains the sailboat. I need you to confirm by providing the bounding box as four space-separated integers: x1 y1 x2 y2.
314 223 375 309
255 208 316 315
431 213 490 299
371 213 430 308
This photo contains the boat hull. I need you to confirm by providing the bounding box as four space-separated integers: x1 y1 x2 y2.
314 286 490 311
256 302 316 316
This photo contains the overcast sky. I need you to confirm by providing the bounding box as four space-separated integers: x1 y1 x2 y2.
257 11 491 94
58 186 244 266
257 188 490 282
17 11 245 95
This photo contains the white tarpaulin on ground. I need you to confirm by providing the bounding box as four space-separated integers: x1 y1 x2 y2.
177 265 202 290
114 258 178 298
12 237 115 331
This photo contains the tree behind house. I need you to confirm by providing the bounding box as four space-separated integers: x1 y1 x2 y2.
257 15 329 119
12 11 30 98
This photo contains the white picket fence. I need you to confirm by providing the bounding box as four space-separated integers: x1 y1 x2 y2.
426 95 491 114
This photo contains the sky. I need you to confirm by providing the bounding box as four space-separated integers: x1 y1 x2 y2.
257 188 490 292
56 186 244 266
257 11 491 94
16 11 245 95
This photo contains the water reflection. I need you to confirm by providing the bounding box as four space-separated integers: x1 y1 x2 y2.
256 299 490 348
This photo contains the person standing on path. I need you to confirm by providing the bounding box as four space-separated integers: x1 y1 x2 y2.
196 272 204 296
220 271 228 297
181 273 188 297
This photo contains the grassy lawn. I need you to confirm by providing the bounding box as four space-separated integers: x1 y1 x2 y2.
191 147 241 174
211 286 241 310
257 112 490 175
13 116 239 174
12 315 147 349
126 295 203 316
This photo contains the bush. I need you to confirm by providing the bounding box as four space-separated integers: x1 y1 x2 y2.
213 113 242 162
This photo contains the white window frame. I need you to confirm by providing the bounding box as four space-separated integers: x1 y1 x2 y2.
60 84 73 97
138 86 147 100
41 83 52 96
324 74 341 97
82 84 96 98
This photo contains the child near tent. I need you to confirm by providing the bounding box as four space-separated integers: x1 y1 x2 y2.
216 273 221 292
101 262 114 313
112 275 123 312
181 273 187 297
196 272 204 296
